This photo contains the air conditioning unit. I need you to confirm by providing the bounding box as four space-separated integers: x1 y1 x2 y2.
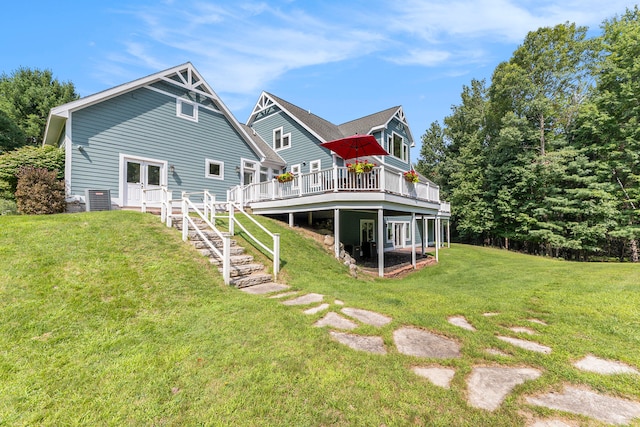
85 189 112 211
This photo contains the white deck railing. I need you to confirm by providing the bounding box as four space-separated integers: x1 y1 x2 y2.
228 166 450 213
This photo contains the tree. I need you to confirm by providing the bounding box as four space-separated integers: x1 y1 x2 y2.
574 7 640 261
415 121 446 186
0 67 78 146
0 109 25 153
0 145 64 200
489 23 599 156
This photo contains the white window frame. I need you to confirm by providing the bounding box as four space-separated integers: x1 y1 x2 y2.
241 159 258 186
290 163 301 189
388 132 408 163
310 159 321 187
273 126 291 151
176 99 198 122
205 159 224 180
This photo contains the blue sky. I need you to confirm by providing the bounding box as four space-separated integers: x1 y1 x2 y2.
2 0 636 159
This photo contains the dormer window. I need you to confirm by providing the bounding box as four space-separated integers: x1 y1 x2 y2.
177 99 198 122
273 127 291 151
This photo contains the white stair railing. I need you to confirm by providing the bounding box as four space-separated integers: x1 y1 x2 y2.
181 191 231 284
228 201 280 280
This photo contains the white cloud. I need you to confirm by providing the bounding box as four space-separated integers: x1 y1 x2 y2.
388 49 452 66
98 2 388 99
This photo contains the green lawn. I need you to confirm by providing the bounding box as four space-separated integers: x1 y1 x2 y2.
1 211 639 426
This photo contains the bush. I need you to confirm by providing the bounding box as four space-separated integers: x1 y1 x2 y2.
0 198 17 215
15 166 66 215
0 145 64 199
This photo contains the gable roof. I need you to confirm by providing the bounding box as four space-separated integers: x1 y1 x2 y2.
240 124 284 166
42 63 279 164
247 92 413 144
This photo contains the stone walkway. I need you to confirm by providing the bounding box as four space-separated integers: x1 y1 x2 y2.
240 286 640 425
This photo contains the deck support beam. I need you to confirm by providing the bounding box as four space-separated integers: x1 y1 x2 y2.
334 208 340 259
378 208 384 277
411 212 416 268
435 217 440 262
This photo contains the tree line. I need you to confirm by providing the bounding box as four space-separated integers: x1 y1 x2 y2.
416 7 640 262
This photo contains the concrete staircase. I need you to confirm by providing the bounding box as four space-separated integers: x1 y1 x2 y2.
172 217 275 288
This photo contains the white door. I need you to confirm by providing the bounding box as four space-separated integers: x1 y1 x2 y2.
125 159 164 207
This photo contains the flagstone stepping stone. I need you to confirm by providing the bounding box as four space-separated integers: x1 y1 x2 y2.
269 291 298 299
282 293 324 306
483 312 500 317
530 420 573 427
329 331 386 354
485 348 511 357
393 327 461 359
497 336 552 354
527 318 548 326
448 316 476 331
573 355 639 375
239 283 290 294
304 303 330 315
509 326 537 335
334 299 344 305
526 385 640 426
412 366 455 389
314 312 358 330
341 307 392 327
467 366 542 411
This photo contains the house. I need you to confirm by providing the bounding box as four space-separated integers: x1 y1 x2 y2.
236 91 451 276
43 63 450 277
42 63 284 210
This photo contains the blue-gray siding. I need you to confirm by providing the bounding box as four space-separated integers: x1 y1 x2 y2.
250 110 334 173
70 86 259 200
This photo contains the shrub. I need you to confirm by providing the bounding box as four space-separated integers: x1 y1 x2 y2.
0 145 64 199
15 166 66 214
0 198 17 215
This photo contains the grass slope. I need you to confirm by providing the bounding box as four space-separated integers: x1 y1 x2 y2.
1 211 639 426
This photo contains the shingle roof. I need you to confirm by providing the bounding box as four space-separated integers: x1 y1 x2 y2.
264 92 344 142
337 106 400 137
240 124 285 166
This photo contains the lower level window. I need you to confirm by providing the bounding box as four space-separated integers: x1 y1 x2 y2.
206 159 224 179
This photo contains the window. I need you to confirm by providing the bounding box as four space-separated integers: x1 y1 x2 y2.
260 166 269 183
273 127 291 151
388 132 408 162
310 159 321 186
177 99 198 121
290 164 301 188
205 159 224 180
